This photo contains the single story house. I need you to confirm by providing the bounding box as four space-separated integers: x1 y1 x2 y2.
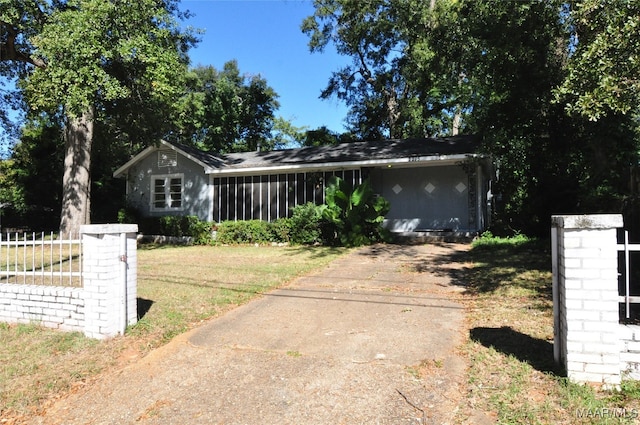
113 136 493 235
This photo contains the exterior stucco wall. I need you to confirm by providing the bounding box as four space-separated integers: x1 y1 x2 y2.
125 149 212 222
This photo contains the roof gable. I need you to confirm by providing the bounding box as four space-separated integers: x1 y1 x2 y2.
113 140 225 178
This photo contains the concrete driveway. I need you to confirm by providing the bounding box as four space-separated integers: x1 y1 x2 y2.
32 243 471 425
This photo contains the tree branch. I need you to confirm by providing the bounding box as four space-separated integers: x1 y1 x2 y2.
0 20 46 68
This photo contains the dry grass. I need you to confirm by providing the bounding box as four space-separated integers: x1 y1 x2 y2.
131 244 346 346
457 238 640 424
4 238 640 424
0 244 346 419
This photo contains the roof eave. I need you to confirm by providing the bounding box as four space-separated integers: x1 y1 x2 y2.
204 153 484 176
113 145 158 178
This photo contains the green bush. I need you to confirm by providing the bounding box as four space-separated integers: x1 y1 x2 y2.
185 217 215 245
270 218 292 243
117 205 140 224
136 215 214 245
288 202 325 245
159 216 186 237
321 177 391 247
215 220 274 244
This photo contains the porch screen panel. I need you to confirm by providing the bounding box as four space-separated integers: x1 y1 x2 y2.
261 175 269 221
234 176 243 221
228 177 236 220
238 176 252 220
313 173 326 204
212 178 220 222
343 170 354 188
269 174 278 221
296 173 305 205
234 177 242 221
219 177 229 221
305 174 315 206
287 174 296 215
278 174 287 219
252 176 261 220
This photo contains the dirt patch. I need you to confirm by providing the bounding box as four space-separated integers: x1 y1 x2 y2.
26 243 479 425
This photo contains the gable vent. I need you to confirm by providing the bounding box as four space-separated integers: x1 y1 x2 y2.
158 149 177 167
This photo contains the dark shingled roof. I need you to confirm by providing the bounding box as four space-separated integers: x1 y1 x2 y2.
173 135 480 171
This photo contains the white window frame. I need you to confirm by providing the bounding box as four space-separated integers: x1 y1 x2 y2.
151 173 184 212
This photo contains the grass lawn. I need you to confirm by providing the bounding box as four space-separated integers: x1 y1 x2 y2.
0 244 347 418
3 238 640 423
460 235 640 424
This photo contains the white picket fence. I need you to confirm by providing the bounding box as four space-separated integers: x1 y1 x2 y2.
0 232 82 287
0 224 138 339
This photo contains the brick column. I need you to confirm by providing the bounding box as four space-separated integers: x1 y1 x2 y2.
552 214 623 387
81 224 138 339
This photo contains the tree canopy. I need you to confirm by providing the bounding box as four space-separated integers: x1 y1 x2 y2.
557 0 640 120
0 0 195 235
1 0 638 236
303 0 640 234
170 61 280 153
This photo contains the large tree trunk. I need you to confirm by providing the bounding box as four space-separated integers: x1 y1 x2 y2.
452 104 462 136
59 108 93 239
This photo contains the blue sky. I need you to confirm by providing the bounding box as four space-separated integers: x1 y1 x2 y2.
0 0 348 156
181 0 351 133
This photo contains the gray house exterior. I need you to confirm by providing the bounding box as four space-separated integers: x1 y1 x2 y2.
113 137 492 235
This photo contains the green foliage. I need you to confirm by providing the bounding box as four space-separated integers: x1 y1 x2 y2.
0 117 64 230
556 0 640 120
137 215 214 245
170 61 280 153
215 220 278 245
302 0 471 139
270 218 293 244
21 0 194 117
132 206 326 246
117 205 138 225
212 204 328 246
321 177 390 247
304 0 640 236
288 202 325 245
302 0 415 139
1 0 196 234
471 231 533 250
270 116 306 149
301 126 358 147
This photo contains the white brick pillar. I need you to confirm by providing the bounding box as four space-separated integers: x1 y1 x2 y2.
81 224 138 339
552 214 623 386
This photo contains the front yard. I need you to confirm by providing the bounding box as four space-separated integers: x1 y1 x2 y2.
460 236 640 424
0 244 346 419
1 239 640 424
